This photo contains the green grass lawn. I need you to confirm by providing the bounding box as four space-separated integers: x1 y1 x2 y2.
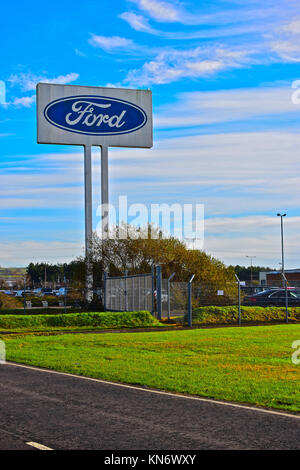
1 324 300 412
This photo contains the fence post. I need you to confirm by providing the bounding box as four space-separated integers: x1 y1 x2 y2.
64 276 67 315
144 275 146 311
167 272 176 322
151 265 155 316
281 272 288 323
187 274 195 327
132 277 135 311
235 273 241 326
103 272 107 311
124 270 128 312
23 277 26 315
156 265 162 320
119 278 122 311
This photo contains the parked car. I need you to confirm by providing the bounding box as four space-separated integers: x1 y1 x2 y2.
0 290 14 296
14 290 33 297
41 288 57 297
33 288 43 296
153 289 168 302
243 288 300 307
56 287 74 296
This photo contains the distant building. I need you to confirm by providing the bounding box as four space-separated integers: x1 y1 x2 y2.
259 269 300 287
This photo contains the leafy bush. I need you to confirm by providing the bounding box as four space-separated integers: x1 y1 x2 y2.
20 296 61 307
43 296 60 306
0 307 79 315
0 293 23 309
76 294 103 312
187 306 300 325
0 310 161 330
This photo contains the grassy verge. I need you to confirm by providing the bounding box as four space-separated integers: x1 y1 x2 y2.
189 306 300 325
0 311 162 331
2 325 300 412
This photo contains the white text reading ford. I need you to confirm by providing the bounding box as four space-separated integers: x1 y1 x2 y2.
65 101 127 128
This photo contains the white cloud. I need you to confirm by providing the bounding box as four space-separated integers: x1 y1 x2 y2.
120 9 275 40
6 72 79 108
204 215 300 268
128 0 286 27
119 11 157 34
270 17 300 62
11 95 36 107
271 39 300 63
129 0 181 22
8 72 79 92
88 34 136 51
4 129 299 213
281 18 300 34
0 241 83 266
154 85 299 128
124 46 248 86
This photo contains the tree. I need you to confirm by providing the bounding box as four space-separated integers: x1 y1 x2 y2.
230 265 273 282
91 224 236 295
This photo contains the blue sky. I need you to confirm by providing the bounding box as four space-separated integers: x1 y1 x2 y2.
1 0 300 268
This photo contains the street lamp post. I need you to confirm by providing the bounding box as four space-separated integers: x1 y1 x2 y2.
277 213 288 323
277 213 286 274
246 255 256 285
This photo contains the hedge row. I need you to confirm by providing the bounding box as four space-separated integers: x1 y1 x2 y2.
188 306 300 324
0 307 79 315
23 296 64 307
0 310 160 330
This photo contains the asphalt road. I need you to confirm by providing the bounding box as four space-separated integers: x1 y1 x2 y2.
0 362 299 450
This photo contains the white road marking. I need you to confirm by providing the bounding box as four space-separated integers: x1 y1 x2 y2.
6 361 300 421
26 441 53 450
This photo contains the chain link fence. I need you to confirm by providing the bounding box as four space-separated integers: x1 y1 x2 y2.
104 272 154 313
161 280 188 319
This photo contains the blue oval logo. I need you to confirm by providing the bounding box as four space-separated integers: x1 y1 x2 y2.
44 95 147 136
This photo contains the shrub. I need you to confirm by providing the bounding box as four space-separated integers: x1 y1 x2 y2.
186 306 300 325
0 310 161 330
0 307 80 315
25 296 42 307
43 296 60 307
0 293 23 309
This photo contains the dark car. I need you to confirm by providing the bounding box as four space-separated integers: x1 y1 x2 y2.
41 288 57 297
243 288 300 307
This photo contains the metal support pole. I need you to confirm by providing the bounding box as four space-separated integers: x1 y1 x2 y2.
133 278 135 311
187 274 195 327
277 213 286 285
124 270 128 312
280 216 285 274
144 275 147 311
138 277 141 311
156 265 162 320
84 145 93 303
235 273 241 326
23 277 26 315
151 265 155 316
64 276 67 315
281 272 288 323
101 146 109 238
167 272 176 322
103 272 107 311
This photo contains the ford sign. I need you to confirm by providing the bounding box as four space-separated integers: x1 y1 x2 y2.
44 95 147 136
37 84 153 148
